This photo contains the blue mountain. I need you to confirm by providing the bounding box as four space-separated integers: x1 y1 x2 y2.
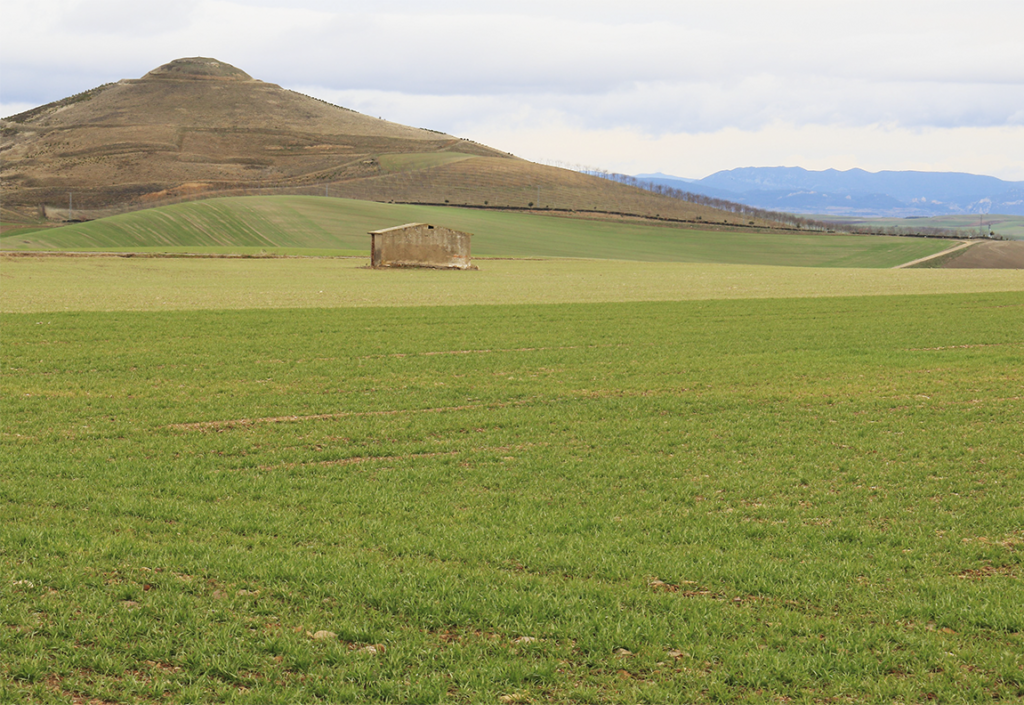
635 167 1024 217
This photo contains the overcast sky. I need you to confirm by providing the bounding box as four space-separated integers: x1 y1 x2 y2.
2 0 1022 180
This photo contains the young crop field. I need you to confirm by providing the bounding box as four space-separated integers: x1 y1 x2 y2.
2 285 1022 703
3 255 1023 315
1 196 955 267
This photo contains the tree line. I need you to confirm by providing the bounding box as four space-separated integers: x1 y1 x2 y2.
548 161 833 230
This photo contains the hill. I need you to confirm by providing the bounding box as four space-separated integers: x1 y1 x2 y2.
637 167 1024 218
1 58 763 228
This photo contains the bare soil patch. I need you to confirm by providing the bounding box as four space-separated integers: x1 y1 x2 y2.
940 241 1024 269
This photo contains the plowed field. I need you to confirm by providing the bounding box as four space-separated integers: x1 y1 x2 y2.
942 241 1024 269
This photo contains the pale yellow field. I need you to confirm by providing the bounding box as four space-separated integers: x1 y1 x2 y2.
2 255 1022 314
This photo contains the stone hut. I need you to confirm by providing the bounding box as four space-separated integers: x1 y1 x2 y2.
369 223 475 270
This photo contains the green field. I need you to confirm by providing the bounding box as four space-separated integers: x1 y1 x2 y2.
1 196 955 267
2 203 1022 701
4 256 1024 314
2 239 1024 700
2 255 1023 702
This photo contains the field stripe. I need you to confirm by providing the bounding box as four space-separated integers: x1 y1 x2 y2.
358 344 620 359
165 388 706 433
246 451 463 471
166 399 541 432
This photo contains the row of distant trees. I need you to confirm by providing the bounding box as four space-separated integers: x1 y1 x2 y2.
843 223 998 239
542 161 836 231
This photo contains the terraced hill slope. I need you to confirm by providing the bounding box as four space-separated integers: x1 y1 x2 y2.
1 58 759 227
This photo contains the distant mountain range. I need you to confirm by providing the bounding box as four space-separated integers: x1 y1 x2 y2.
636 167 1024 218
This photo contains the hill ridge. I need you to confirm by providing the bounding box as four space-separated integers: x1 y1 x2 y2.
1 58 772 228
142 57 254 82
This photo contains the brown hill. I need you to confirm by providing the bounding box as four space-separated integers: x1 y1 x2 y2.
1 57 768 227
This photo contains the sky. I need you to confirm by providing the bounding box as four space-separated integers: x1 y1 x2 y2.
2 0 1022 181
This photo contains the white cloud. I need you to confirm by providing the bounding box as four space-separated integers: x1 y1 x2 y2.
0 101 37 119
59 0 204 35
460 121 1024 182
2 0 1022 179
295 83 1024 180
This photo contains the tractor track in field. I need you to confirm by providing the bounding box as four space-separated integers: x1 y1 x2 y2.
893 241 974 269
0 250 359 260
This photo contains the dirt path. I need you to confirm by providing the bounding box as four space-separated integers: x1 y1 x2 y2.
893 241 973 269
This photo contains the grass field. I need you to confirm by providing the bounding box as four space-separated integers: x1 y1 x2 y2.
4 256 1024 314
1 196 1020 702
0 196 955 267
2 291 1023 703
